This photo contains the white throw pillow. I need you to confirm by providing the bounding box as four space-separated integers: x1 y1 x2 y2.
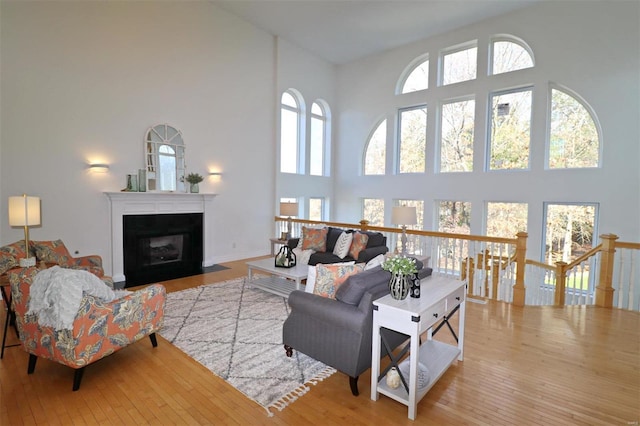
305 260 355 293
364 253 386 270
332 232 353 259
292 247 314 266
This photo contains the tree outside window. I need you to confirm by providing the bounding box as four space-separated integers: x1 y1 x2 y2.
440 99 475 172
442 45 477 85
544 203 597 265
363 198 384 226
437 201 471 234
549 88 600 169
486 202 528 238
398 106 426 173
489 88 532 170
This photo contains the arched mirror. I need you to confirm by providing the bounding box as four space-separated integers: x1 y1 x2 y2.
145 124 186 192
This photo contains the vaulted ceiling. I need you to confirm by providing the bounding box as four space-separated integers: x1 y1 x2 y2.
214 0 540 64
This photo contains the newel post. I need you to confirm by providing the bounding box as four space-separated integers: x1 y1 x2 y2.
512 232 528 307
554 262 568 306
359 219 369 232
595 234 618 308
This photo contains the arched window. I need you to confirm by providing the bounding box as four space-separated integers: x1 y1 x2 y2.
440 41 477 86
490 36 534 75
280 89 304 174
396 54 429 94
548 86 601 169
310 100 330 176
364 119 387 175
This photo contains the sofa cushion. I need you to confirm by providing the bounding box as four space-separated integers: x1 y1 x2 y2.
349 232 369 259
335 265 391 306
31 239 73 266
332 232 353 259
325 227 345 252
313 263 364 299
301 227 328 251
363 231 386 248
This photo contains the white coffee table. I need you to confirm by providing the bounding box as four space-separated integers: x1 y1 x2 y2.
246 258 309 298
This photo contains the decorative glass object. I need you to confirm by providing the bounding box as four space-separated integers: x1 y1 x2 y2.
389 272 410 300
275 245 297 268
190 183 199 193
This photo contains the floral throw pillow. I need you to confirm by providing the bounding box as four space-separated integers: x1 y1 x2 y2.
0 250 18 275
313 263 364 299
349 233 369 260
301 227 328 251
31 239 73 266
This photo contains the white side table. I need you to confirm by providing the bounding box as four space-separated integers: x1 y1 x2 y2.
371 275 466 420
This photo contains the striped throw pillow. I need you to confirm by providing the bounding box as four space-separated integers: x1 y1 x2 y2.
332 232 353 259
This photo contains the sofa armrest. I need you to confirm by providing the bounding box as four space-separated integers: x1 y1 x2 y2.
357 245 389 263
287 290 367 333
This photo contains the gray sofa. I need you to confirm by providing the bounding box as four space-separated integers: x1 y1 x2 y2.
287 226 389 265
282 261 432 395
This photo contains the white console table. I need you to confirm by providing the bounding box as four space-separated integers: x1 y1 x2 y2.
371 275 466 420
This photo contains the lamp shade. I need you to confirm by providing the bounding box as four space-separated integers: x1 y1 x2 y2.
8 195 41 227
280 202 299 217
391 206 417 226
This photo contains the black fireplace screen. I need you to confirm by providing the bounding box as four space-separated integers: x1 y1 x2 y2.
123 213 203 287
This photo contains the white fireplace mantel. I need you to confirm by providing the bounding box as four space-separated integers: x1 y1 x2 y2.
105 191 216 282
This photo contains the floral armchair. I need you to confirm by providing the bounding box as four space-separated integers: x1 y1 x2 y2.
9 267 166 391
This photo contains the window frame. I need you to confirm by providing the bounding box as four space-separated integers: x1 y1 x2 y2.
489 35 535 76
397 104 427 174
439 40 478 86
280 89 305 174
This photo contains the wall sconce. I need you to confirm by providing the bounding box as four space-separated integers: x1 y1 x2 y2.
8 194 41 267
208 172 222 177
88 163 110 173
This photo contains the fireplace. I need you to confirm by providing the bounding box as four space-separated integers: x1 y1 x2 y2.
123 213 203 287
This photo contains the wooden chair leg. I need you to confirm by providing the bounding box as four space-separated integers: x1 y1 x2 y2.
72 367 85 391
349 376 359 396
27 354 37 374
149 332 158 347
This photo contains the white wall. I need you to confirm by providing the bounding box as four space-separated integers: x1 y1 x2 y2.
0 1 277 269
334 1 640 259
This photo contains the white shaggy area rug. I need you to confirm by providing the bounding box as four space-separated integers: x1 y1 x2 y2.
159 277 336 416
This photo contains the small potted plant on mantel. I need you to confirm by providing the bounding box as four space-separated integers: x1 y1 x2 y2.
185 173 204 193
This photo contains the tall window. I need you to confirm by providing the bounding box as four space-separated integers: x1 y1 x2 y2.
549 88 600 169
441 43 477 86
363 198 384 226
491 38 534 75
309 197 325 221
489 88 532 170
364 120 387 175
310 101 328 176
280 90 303 174
486 202 528 238
437 201 471 234
398 55 429 94
398 106 427 173
440 98 475 172
544 203 597 264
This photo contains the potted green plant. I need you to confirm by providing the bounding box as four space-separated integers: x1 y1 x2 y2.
382 255 418 300
185 173 204 193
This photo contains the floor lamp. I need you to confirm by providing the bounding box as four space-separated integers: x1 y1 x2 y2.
392 206 417 256
279 202 299 240
8 194 41 267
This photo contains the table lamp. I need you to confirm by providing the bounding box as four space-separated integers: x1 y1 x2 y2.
8 194 41 267
279 202 299 239
392 205 417 256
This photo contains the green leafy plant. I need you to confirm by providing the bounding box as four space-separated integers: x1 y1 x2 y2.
382 255 418 275
185 173 204 184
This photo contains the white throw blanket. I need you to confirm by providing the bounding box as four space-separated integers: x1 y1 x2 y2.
28 266 130 331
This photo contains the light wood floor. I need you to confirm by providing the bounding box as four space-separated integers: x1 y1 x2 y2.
1 257 638 425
